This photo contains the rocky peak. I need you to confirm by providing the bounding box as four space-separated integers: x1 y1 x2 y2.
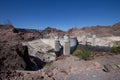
112 22 120 27
42 27 65 38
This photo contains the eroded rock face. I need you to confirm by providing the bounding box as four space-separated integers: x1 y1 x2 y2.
0 42 26 71
0 42 38 80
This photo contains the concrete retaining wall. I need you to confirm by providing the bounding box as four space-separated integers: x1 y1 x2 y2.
40 37 78 49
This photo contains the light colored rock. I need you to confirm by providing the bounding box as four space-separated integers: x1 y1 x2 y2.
78 36 120 47
92 75 97 78
43 52 56 62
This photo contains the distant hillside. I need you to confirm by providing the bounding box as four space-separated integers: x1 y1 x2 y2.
111 22 120 36
0 25 65 42
17 28 42 33
67 22 120 37
0 22 120 42
41 27 65 38
0 25 42 42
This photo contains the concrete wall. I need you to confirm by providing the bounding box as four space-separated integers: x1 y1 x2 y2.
41 38 55 48
40 37 78 49
77 36 120 47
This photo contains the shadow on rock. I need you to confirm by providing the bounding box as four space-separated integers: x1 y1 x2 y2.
16 44 46 71
30 56 46 70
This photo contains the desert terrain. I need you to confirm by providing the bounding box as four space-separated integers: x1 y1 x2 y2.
0 23 120 80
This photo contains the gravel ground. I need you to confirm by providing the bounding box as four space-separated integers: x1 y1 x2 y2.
17 54 120 80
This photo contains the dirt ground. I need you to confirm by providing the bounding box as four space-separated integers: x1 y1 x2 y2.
13 54 120 80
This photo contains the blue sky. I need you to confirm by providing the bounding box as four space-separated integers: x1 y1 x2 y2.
0 0 120 31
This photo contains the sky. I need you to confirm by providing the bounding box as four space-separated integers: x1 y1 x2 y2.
0 0 120 31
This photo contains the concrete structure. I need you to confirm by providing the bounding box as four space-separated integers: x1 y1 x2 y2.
92 35 96 46
63 36 70 55
40 37 78 49
22 36 78 62
77 36 120 47
54 36 61 52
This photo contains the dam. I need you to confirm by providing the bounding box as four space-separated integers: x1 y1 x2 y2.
22 36 78 62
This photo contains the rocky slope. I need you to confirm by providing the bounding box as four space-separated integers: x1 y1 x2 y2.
0 42 33 80
1 22 120 42
41 27 65 38
0 25 42 42
67 22 120 37
0 25 65 42
112 22 120 36
9 55 120 80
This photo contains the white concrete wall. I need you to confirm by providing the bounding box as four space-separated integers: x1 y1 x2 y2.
41 38 55 48
41 37 78 48
23 37 78 55
77 36 120 47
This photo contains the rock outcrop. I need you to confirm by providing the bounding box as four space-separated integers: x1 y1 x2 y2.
0 42 39 80
0 25 42 42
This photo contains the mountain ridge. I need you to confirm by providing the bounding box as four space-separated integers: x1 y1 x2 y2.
0 22 120 42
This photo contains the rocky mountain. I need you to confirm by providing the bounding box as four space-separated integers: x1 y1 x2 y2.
41 27 65 38
67 22 120 37
0 25 65 42
0 22 120 42
111 22 120 36
67 26 112 37
0 25 42 42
